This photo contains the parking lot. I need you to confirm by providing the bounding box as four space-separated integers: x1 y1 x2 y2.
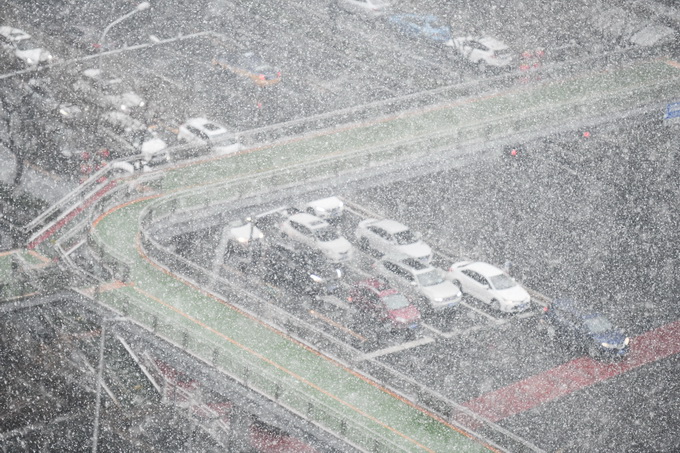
163 113 680 451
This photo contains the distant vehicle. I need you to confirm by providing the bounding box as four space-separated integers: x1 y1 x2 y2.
100 111 169 165
386 14 452 45
447 36 514 71
336 0 390 19
223 219 264 266
355 218 432 263
543 299 630 358
280 212 354 263
588 6 676 48
348 278 421 331
262 241 344 296
61 25 111 54
304 196 344 222
374 255 462 313
212 51 281 86
72 69 145 114
0 26 53 67
446 261 531 313
177 117 241 153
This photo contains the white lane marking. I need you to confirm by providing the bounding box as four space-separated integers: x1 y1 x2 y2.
460 301 505 324
357 336 435 361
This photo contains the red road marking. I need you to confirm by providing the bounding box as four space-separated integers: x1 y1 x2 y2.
462 319 680 422
27 180 117 250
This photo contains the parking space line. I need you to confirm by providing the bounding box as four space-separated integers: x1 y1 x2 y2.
460 301 505 324
358 336 435 361
422 322 458 339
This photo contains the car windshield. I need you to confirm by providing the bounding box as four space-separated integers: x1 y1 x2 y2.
584 315 614 334
101 81 126 96
382 293 410 310
14 39 36 51
417 269 443 286
314 228 339 242
488 273 516 290
427 18 446 29
394 230 417 245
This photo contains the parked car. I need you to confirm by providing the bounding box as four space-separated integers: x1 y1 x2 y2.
177 117 241 153
212 51 281 86
446 261 531 313
588 6 676 48
348 278 421 331
280 212 354 263
72 69 145 114
447 36 514 71
100 111 169 164
223 219 264 266
262 241 344 296
355 218 431 263
336 0 390 19
543 299 630 358
61 25 111 54
386 14 451 45
374 255 462 313
303 196 344 222
0 26 53 67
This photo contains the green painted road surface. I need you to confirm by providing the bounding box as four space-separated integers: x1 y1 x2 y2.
39 57 680 451
157 59 680 194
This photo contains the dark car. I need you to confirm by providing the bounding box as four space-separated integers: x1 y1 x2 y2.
212 51 281 86
543 299 630 358
262 241 343 296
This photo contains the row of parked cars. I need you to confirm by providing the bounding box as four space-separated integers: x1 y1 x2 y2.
219 197 530 332
333 3 515 71
218 195 630 357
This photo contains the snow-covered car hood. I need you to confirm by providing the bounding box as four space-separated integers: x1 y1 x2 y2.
16 48 52 65
495 285 531 305
230 223 264 242
141 137 168 156
421 280 461 304
307 197 344 217
107 92 145 110
629 24 675 47
320 237 353 261
397 241 432 262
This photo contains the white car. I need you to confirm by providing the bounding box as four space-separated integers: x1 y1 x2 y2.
446 261 531 313
447 36 514 70
73 69 145 114
280 212 353 263
374 255 462 312
304 196 344 222
336 0 390 19
0 26 53 67
356 218 432 263
178 117 241 153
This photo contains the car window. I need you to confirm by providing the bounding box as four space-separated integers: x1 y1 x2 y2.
584 315 614 334
382 293 410 310
488 273 516 290
416 269 443 286
290 221 311 236
393 229 417 245
202 122 222 132
314 228 339 242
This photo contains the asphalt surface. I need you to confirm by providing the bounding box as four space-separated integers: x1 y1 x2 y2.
171 113 680 452
2 0 680 451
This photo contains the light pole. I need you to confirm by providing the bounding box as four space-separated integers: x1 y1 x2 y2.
98 1 151 72
91 316 126 453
